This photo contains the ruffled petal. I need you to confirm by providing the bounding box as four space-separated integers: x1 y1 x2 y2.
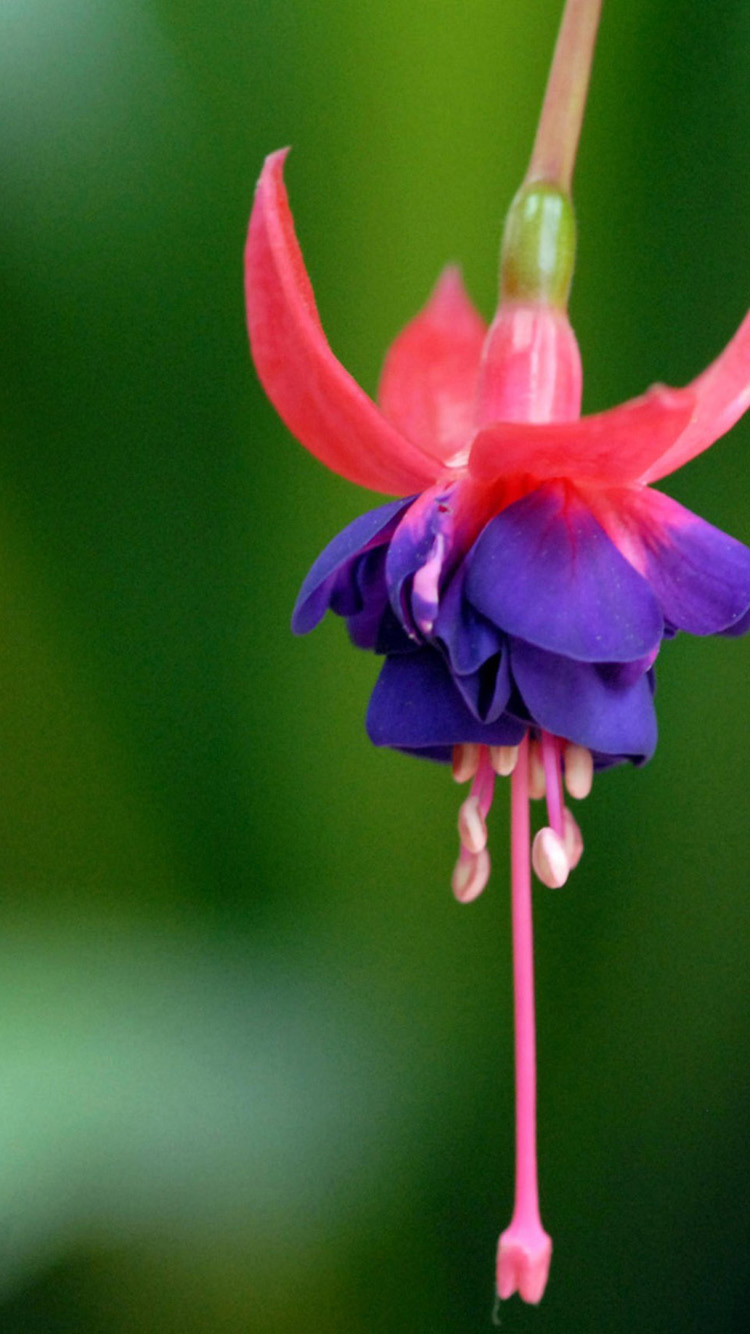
378 267 487 464
385 484 458 636
366 648 526 751
246 150 440 495
345 550 409 652
468 384 695 486
452 651 513 724
465 482 663 662
510 639 658 762
292 498 410 634
593 486 750 635
433 562 504 676
642 307 750 483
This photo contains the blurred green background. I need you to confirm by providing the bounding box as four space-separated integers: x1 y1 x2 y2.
1 0 749 1329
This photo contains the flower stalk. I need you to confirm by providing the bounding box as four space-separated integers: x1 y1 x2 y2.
526 0 603 192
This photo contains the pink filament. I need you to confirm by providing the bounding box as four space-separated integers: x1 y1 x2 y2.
472 745 496 820
540 730 564 838
452 746 496 902
457 745 497 851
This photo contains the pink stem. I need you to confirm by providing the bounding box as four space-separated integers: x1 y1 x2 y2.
510 735 541 1226
526 0 603 191
541 731 565 838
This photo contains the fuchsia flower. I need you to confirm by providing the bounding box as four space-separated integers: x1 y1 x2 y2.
245 0 750 1306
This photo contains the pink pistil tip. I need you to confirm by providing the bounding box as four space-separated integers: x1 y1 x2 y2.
497 1218 553 1305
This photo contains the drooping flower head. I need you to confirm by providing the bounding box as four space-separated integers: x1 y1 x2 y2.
245 0 750 1306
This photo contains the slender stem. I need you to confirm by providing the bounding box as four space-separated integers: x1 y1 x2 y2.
541 731 565 838
509 735 541 1223
526 0 603 191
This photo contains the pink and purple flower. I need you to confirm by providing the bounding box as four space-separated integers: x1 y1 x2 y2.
248 146 750 864
245 0 750 1305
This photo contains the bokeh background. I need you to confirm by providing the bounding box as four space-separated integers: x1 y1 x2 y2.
1 1 749 1329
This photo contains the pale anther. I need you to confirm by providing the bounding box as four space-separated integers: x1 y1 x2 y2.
563 743 593 799
452 743 480 784
532 826 569 888
528 740 546 800
458 795 488 855
490 744 519 777
452 848 491 903
563 807 584 869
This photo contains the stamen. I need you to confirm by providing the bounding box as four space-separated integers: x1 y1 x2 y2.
497 735 552 1304
453 747 496 899
452 846 491 903
490 744 520 777
528 740 546 800
452 743 481 784
532 827 569 889
471 746 496 820
458 795 488 855
540 731 564 838
563 742 594 799
563 806 584 869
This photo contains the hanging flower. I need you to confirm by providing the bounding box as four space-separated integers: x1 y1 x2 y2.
245 0 750 1307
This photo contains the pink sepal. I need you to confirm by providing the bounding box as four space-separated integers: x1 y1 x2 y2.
642 306 750 482
245 150 440 496
469 383 695 486
378 267 487 465
474 304 582 428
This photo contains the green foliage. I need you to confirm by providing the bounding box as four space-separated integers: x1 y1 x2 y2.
0 1 749 1328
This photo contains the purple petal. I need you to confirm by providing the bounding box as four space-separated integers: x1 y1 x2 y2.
509 638 658 762
433 562 504 675
366 648 527 751
465 483 663 662
343 548 390 649
719 605 750 638
385 485 457 635
292 498 411 634
345 549 418 653
397 745 455 764
452 652 513 724
604 488 750 636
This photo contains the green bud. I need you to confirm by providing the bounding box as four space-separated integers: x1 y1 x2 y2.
500 183 576 308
